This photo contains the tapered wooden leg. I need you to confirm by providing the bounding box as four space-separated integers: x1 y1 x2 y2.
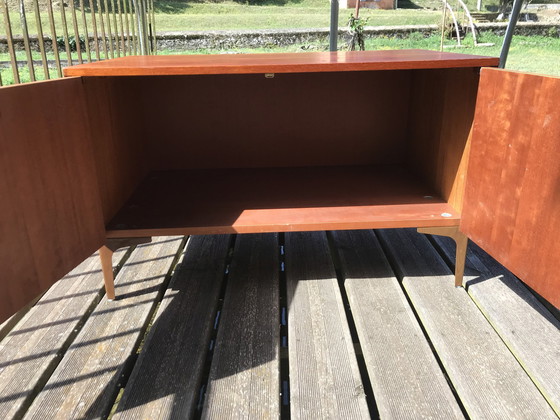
417 226 468 288
99 245 116 300
99 237 152 300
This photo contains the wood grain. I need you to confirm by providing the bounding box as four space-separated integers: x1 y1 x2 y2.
23 237 184 420
378 228 557 419
64 50 499 77
0 78 105 324
406 67 481 213
202 234 280 420
461 68 560 309
135 70 411 171
113 235 230 420
285 231 369 420
331 230 464 419
433 235 560 417
0 248 128 420
81 77 149 224
105 166 460 238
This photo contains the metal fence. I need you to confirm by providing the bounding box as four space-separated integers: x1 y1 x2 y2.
0 0 156 85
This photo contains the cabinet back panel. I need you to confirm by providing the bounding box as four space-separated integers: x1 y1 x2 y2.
0 78 105 323
135 71 412 169
406 68 480 212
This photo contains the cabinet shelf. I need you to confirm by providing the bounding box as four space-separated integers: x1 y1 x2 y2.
105 165 460 238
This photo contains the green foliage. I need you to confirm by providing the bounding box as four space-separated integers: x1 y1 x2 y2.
348 14 369 51
547 26 559 38
56 35 86 52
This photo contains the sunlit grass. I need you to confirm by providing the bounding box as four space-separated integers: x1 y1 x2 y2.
2 33 559 86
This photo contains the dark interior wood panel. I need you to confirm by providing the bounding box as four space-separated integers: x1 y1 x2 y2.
83 77 149 223
0 79 105 323
462 68 560 309
105 166 460 237
406 68 481 213
135 71 411 170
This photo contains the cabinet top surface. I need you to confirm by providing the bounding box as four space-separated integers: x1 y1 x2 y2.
64 49 499 77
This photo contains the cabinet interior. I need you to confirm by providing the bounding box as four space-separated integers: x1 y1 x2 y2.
83 67 480 236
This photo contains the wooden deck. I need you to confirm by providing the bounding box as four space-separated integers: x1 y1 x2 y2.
1 230 559 419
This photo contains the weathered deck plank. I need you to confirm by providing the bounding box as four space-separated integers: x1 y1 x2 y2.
285 231 369 420
114 235 231 420
433 235 560 417
330 230 464 419
22 237 184 420
202 233 280 420
377 229 557 419
1 231 558 419
0 248 128 420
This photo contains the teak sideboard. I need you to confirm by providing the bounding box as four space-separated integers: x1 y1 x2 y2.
1 50 559 323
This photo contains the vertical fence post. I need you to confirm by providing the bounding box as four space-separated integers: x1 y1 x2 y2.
88 0 101 60
33 0 50 79
1 0 20 83
18 0 35 81
46 0 63 77
117 0 126 54
499 0 523 68
79 0 92 62
110 0 120 57
329 0 338 52
69 0 84 64
104 0 114 57
149 0 156 54
129 0 137 54
133 0 148 55
60 0 73 66
1 0 153 85
123 0 131 54
97 0 108 58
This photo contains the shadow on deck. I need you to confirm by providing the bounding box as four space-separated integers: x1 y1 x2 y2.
0 230 559 419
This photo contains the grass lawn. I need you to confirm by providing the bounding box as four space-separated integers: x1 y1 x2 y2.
1 0 501 35
1 0 558 84
155 33 560 76
155 4 441 31
2 33 559 85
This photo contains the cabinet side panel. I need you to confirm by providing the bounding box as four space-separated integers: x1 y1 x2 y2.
136 71 412 169
461 68 560 309
406 68 480 213
0 78 105 322
83 77 149 224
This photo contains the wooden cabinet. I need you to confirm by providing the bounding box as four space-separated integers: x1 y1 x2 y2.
1 50 559 322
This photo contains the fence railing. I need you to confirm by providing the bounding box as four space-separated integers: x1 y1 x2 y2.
0 0 156 85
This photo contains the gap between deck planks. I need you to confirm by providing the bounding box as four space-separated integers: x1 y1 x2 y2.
1 231 558 420
377 229 558 419
0 247 130 420
432 235 560 417
22 237 185 420
329 230 464 419
113 235 232 420
285 231 370 420
201 234 280 420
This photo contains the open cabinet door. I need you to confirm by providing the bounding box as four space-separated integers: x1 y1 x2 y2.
0 78 105 323
461 68 560 309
